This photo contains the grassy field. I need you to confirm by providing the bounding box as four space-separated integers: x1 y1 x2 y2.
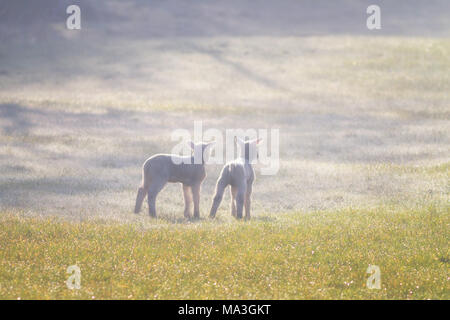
0 206 448 300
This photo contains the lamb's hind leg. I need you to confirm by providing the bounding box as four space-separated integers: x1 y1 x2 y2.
191 183 201 219
134 187 147 214
244 184 252 220
235 179 247 220
134 168 149 214
210 177 227 218
182 184 193 219
147 178 167 218
230 186 237 217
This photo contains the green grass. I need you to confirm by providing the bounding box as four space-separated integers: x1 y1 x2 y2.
0 207 448 299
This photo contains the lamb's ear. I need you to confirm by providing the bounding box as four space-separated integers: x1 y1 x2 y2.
188 141 196 150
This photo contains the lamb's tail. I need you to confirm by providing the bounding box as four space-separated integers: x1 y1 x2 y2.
134 166 149 214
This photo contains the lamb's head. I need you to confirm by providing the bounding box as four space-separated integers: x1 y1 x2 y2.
189 141 215 164
235 137 262 163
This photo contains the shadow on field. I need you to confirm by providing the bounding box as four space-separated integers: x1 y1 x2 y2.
0 104 37 134
185 42 286 91
0 103 173 134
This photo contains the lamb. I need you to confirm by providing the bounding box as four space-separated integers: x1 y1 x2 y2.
209 137 262 220
134 141 215 218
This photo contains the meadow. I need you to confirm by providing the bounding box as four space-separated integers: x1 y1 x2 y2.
0 0 449 299
0 207 448 299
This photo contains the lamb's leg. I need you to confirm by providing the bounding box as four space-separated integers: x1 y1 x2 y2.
147 179 167 218
244 184 252 220
210 178 227 218
230 186 237 217
134 168 149 214
192 184 201 219
235 181 247 220
182 184 193 219
134 187 147 214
